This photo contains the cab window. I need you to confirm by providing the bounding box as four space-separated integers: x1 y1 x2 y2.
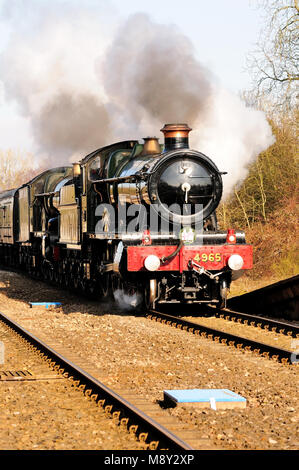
88 156 101 181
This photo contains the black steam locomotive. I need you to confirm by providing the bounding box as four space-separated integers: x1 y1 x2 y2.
0 124 252 309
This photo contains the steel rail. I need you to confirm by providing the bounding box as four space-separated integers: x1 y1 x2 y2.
0 310 194 451
207 306 299 338
148 310 297 364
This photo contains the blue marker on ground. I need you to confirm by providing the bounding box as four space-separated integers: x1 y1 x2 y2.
29 302 62 308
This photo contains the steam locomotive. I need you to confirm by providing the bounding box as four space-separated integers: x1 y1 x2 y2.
0 124 252 309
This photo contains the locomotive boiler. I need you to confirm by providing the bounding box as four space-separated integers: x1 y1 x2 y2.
0 124 253 309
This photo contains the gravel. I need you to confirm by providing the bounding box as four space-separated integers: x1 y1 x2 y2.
0 270 298 450
0 319 144 450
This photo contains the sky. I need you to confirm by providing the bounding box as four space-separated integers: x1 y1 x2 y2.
0 0 262 151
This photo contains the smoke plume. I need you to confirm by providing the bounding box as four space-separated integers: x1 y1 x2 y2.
0 1 274 195
102 14 213 134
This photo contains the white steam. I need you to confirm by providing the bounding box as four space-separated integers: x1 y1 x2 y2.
0 1 274 196
113 289 142 310
191 88 275 196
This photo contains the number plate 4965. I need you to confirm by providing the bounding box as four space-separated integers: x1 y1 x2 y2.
193 253 222 263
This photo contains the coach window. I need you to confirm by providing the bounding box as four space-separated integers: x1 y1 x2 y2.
88 156 101 181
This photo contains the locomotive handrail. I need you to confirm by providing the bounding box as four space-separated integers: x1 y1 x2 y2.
34 191 56 197
91 174 145 184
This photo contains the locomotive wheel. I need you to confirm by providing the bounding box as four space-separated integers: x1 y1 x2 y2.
64 273 72 289
112 274 121 291
72 265 80 290
79 278 88 293
100 273 112 299
54 268 60 285
58 270 65 287
86 280 99 299
80 279 96 298
111 274 122 299
73 275 80 290
48 266 54 283
41 261 50 281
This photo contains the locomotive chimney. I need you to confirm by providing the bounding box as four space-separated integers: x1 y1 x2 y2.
160 123 192 151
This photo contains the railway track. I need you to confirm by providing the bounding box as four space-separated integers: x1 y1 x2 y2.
0 310 215 451
209 306 299 338
147 310 299 364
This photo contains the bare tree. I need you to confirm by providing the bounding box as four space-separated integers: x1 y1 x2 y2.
0 150 41 192
248 0 299 109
